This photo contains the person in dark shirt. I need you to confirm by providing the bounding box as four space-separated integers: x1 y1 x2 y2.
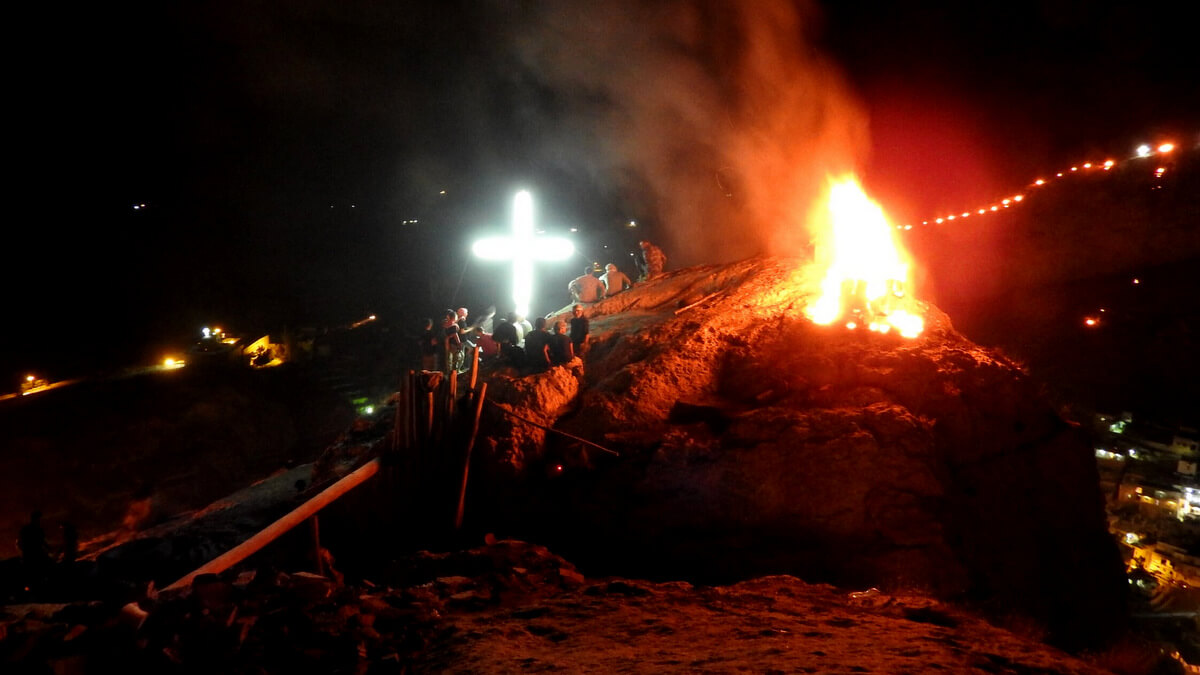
548 320 575 365
418 318 440 371
493 317 519 346
442 310 463 374
523 317 552 372
17 510 51 591
568 304 590 357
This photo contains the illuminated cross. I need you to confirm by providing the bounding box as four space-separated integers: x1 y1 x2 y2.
472 190 574 317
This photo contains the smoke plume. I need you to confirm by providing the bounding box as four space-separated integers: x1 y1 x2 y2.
507 0 871 265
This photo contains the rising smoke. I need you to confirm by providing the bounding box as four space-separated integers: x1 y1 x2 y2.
505 0 871 266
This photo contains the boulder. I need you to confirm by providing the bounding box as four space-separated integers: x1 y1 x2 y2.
472 256 1127 649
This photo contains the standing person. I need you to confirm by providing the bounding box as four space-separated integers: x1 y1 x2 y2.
418 318 440 371
442 310 463 374
523 317 552 372
514 313 533 346
569 304 590 357
638 240 666 281
493 316 519 347
600 263 633 295
548 320 575 365
17 510 51 592
568 265 605 304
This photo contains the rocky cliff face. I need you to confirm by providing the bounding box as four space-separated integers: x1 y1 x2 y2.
472 256 1127 649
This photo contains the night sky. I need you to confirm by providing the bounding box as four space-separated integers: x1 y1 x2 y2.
7 1 1197 384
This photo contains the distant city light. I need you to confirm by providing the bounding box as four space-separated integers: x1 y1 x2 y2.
1136 144 1152 157
1133 278 1141 285
202 327 211 338
1158 143 1175 153
1035 179 1045 185
25 375 35 382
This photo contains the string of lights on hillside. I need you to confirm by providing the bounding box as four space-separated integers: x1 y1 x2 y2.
895 138 1193 232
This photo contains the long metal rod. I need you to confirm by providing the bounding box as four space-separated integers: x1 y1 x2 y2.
164 458 381 591
487 400 620 456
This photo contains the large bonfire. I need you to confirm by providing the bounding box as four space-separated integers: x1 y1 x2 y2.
806 176 924 338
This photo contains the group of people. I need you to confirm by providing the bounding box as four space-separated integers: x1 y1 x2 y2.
418 305 588 377
568 240 665 305
417 240 665 378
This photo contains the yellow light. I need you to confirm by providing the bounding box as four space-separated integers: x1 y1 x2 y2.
1056 172 1064 177
26 375 35 382
1104 159 1115 168
1070 167 1078 172
1035 179 1045 185
1158 143 1175 153
164 358 175 367
845 322 857 330
1133 278 1140 285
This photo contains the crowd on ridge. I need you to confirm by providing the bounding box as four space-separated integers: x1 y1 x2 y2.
417 240 666 378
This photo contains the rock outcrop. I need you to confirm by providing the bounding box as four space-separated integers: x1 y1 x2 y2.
1 540 1135 673
471 256 1127 649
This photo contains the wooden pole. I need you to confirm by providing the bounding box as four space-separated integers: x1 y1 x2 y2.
310 515 324 576
447 369 458 427
455 383 488 530
165 458 380 591
469 344 480 391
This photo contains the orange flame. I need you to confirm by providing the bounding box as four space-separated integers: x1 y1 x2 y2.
806 176 924 338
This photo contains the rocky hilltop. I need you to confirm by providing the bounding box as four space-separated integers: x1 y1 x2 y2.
474 256 1127 650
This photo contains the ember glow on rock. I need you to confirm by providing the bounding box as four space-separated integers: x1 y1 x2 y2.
805 176 924 338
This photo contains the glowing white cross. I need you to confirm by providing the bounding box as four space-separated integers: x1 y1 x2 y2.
471 190 574 317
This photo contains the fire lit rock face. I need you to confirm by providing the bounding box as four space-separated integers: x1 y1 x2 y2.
475 256 1126 650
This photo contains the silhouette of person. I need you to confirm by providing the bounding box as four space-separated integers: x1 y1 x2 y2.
549 320 575 365
59 522 79 566
17 510 52 591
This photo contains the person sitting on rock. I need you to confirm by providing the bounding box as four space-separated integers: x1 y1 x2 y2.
600 263 632 296
548 320 575 365
569 266 605 304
